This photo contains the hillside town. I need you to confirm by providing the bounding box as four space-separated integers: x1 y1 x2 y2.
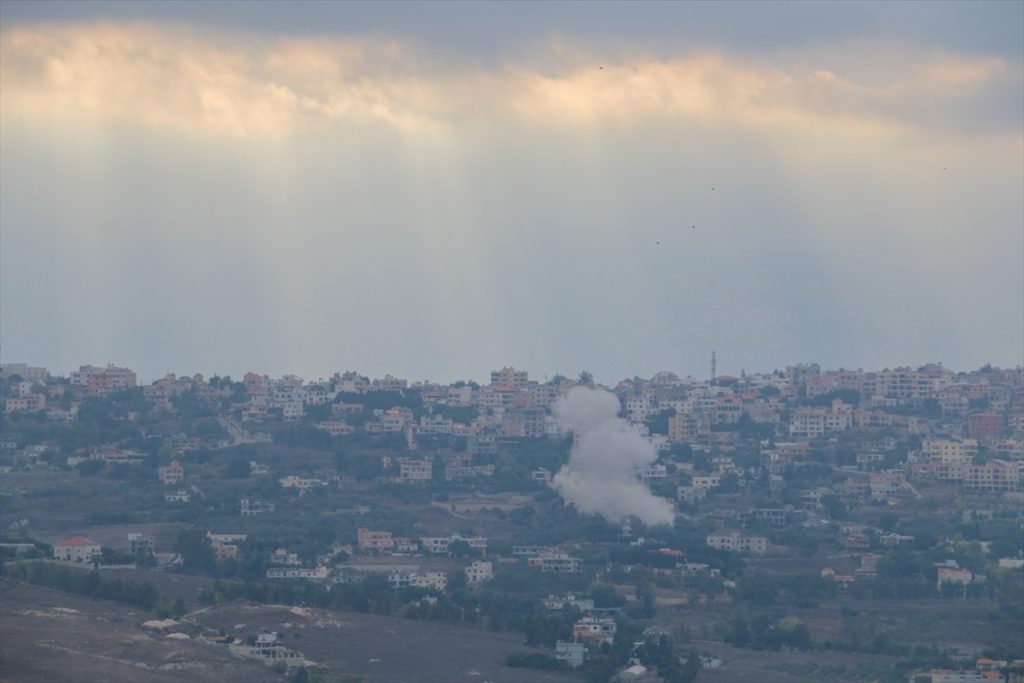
1 360 1022 683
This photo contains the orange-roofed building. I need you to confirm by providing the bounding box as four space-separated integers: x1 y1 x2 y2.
53 536 101 563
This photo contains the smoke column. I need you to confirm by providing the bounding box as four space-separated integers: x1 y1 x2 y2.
551 386 675 526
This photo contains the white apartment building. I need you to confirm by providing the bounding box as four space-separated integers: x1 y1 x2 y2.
398 459 432 482
52 536 102 563
706 531 768 554
420 533 487 555
465 560 493 584
528 551 582 573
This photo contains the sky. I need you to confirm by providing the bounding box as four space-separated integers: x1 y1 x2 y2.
1 1 1022 384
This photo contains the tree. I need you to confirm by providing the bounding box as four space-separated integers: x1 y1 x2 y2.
448 540 478 558
820 494 847 520
725 615 751 646
682 651 701 681
225 454 250 478
646 409 676 435
173 529 216 574
578 371 594 385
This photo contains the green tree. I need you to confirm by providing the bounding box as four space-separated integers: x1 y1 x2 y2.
173 529 217 574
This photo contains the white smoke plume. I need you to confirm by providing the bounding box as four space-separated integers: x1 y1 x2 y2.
551 386 675 526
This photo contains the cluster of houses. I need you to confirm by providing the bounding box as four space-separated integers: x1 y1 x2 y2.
3 363 1021 512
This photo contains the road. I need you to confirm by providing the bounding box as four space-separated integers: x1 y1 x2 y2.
214 416 270 448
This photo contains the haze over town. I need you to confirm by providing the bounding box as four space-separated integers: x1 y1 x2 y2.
1 2 1022 683
1 1 1022 382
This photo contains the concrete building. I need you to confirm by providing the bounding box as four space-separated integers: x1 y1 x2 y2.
158 459 184 485
465 560 493 584
1 363 49 383
53 536 101 563
556 641 587 668
357 528 395 554
573 616 617 645
398 458 432 482
706 531 767 554
528 551 582 573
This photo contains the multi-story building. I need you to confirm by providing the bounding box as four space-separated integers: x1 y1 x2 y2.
158 459 184 485
668 412 708 444
528 551 582 573
961 460 1020 492
1 363 49 383
52 536 102 563
279 476 326 494
266 566 329 580
922 438 979 464
4 394 46 413
388 571 447 591
270 548 303 566
128 533 155 558
490 367 529 389
706 531 767 554
573 617 617 645
398 458 432 482
555 641 587 668
937 566 973 588
967 413 1006 441
240 497 275 516
356 528 394 554
465 560 493 584
70 364 137 395
165 489 190 503
420 533 487 556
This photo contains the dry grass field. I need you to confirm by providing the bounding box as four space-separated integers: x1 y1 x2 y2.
0 577 581 683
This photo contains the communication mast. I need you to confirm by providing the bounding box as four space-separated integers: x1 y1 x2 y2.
711 350 717 381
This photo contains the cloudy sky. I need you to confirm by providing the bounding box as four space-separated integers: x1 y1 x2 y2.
1 1 1021 384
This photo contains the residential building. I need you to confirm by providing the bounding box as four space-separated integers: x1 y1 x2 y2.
158 459 184 485
270 548 302 566
357 528 395 554
420 533 487 556
240 497 274 516
4 394 46 413
398 458 432 482
556 641 587 669
1 363 49 383
53 536 101 563
528 551 582 573
127 533 155 558
544 593 596 611
573 616 617 645
279 476 326 494
706 531 767 554
937 567 973 588
165 489 190 503
388 571 447 591
266 566 329 580
465 560 493 584
490 367 529 389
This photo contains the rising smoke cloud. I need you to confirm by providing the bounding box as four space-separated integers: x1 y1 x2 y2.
551 387 675 526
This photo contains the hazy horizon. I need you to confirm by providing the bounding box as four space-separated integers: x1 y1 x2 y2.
2 1 1022 385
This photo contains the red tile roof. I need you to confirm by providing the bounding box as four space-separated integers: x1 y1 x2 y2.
56 535 98 547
